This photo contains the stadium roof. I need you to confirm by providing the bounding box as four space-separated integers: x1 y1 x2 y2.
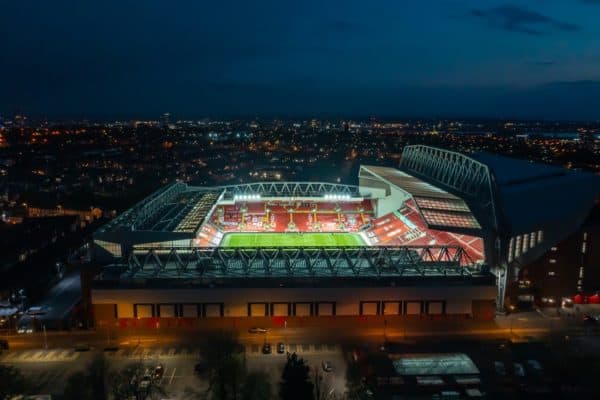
470 152 568 186
360 165 481 231
471 152 600 234
118 245 481 280
360 165 459 200
398 145 600 236
390 353 480 376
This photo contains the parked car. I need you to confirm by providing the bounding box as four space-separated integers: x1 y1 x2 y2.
527 359 543 374
154 364 164 380
248 327 269 334
583 314 597 324
514 362 525 377
494 361 506 376
194 363 205 376
139 373 152 390
26 306 47 316
74 343 90 352
277 342 285 354
322 361 333 372
262 342 271 354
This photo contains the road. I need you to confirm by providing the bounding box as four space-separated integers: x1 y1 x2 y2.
3 310 598 352
2 310 598 399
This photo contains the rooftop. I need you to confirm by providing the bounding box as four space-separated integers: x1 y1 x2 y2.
96 245 488 282
390 353 480 376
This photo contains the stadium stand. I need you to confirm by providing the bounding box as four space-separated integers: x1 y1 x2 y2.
361 200 484 263
210 200 374 233
174 191 220 233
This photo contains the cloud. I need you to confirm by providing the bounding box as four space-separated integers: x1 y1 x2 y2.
470 4 580 35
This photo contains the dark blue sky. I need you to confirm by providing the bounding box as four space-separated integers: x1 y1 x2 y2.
2 1 600 120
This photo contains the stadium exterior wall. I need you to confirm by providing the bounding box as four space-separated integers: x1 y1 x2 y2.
91 284 496 325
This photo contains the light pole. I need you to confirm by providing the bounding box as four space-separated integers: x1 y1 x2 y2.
43 324 47 350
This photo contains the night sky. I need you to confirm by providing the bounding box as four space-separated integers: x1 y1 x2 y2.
2 1 600 120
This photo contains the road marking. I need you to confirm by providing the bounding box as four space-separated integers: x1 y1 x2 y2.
169 367 176 385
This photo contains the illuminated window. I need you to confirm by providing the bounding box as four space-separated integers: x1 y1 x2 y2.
538 230 544 243
551 247 558 252
522 234 529 254
549 259 556 264
529 232 536 249
515 236 522 257
548 271 556 276
508 238 515 262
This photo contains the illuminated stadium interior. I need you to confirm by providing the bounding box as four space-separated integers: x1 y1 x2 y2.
193 195 484 264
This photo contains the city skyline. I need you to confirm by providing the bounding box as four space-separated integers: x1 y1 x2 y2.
2 1 600 120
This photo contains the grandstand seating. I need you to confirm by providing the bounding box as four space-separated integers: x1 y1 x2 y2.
209 200 374 233
361 200 484 263
194 222 223 247
174 192 220 233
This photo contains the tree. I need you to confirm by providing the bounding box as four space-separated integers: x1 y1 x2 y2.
313 366 324 400
199 331 246 400
64 371 92 400
242 371 272 400
109 361 166 400
88 354 109 400
63 354 109 400
345 360 363 399
0 364 28 399
279 353 314 400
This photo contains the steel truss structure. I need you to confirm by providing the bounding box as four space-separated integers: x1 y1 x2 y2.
97 182 188 233
125 245 478 279
211 182 362 199
400 145 492 199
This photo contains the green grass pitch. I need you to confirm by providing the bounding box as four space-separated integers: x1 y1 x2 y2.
221 232 366 247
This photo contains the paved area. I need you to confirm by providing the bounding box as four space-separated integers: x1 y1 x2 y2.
0 348 81 363
0 342 346 399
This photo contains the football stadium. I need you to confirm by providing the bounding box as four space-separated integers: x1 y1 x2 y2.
90 145 599 326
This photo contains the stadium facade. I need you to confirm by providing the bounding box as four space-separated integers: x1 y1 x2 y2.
90 145 599 326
